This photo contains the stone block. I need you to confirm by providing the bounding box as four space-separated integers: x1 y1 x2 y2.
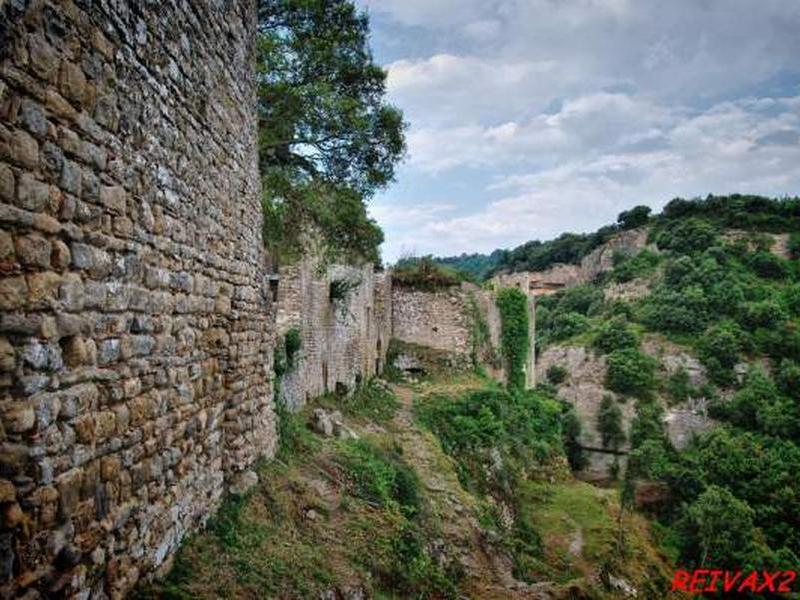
0 163 14 201
51 239 71 270
100 185 126 214
15 233 52 268
28 36 59 82
59 60 88 106
0 276 28 310
0 337 14 371
11 129 38 170
17 173 50 211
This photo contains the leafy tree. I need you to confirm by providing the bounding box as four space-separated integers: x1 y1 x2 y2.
697 320 744 385
257 0 405 195
548 312 589 342
558 284 604 315
611 249 660 283
655 218 718 254
789 233 800 259
605 349 657 398
665 367 692 405
680 485 757 567
628 399 666 449
741 299 787 329
617 205 652 229
257 0 405 263
593 316 638 354
746 251 789 279
597 395 626 451
777 359 800 399
561 403 586 470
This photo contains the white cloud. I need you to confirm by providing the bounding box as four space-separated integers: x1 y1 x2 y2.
380 95 800 258
356 0 800 261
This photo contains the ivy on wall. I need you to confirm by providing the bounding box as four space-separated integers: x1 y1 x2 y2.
496 288 530 391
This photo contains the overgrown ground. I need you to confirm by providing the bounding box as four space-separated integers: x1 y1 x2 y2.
137 375 676 599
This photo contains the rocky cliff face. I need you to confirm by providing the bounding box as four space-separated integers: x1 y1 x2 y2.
0 2 276 596
536 338 715 480
490 227 652 295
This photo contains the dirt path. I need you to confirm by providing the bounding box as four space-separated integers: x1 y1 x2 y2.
390 384 555 599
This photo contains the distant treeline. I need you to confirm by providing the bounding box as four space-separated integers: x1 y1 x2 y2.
425 195 800 281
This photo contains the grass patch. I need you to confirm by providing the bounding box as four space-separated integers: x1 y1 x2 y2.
316 379 398 423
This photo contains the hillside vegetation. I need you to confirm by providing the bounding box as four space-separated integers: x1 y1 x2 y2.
431 195 800 279
529 197 800 573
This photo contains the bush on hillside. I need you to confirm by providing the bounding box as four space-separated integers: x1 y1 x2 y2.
605 348 657 398
597 395 626 451
655 218 719 254
593 316 639 354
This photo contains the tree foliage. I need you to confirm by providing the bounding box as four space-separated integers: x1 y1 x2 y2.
605 349 657 398
257 0 405 263
496 288 530 390
597 396 626 451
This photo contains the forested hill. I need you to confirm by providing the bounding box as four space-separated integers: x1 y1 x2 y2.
428 195 800 280
525 193 800 575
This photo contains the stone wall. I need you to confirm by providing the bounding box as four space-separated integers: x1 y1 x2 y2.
0 1 276 597
276 256 391 411
391 283 536 387
391 283 473 356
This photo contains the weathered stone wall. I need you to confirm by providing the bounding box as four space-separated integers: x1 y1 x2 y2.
276 256 391 410
0 1 276 597
391 283 536 387
391 284 473 356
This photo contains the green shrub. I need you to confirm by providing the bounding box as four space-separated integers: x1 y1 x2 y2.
655 218 719 254
640 286 709 333
545 364 568 386
741 299 787 329
789 233 800 259
593 316 638 354
665 367 693 405
416 387 563 494
697 320 744 385
561 403 585 471
284 327 302 366
317 379 398 422
597 395 626 451
605 349 657 398
777 359 800 399
496 288 530 390
559 284 604 315
337 439 421 517
612 249 661 283
550 311 589 341
392 256 462 290
746 251 789 279
628 399 667 449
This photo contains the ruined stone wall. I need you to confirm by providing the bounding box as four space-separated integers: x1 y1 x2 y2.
391 284 473 355
0 1 276 596
276 256 391 410
391 283 536 387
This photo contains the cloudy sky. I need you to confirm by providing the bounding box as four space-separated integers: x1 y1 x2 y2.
355 0 800 262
